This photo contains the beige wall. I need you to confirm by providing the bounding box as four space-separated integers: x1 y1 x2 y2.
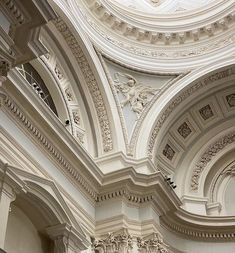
4 204 52 253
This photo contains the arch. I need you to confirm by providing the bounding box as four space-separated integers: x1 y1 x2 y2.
135 55 235 158
0 161 89 250
45 0 126 156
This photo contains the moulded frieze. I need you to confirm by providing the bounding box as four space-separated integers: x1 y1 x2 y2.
83 12 235 59
82 0 235 46
191 131 235 191
53 17 113 152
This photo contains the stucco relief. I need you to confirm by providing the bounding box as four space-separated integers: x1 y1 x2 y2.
199 104 214 120
65 87 74 101
226 93 235 107
114 72 157 117
221 161 235 176
191 132 235 191
177 122 192 139
53 17 113 152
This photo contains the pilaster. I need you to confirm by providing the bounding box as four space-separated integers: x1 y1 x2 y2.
46 223 89 253
0 177 16 250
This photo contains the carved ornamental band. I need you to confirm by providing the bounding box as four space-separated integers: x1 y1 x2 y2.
93 229 133 253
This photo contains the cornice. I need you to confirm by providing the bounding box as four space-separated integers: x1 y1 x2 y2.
2 82 235 241
64 0 235 71
0 89 100 200
84 0 235 45
161 208 235 241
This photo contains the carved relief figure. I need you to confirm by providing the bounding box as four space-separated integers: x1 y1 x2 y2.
114 72 157 117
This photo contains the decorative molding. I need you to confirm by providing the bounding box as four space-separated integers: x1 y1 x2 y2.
191 131 235 191
177 122 192 139
92 228 133 253
226 93 235 107
65 87 74 101
83 0 235 46
148 67 235 156
199 104 214 120
162 144 175 161
161 213 235 241
0 0 27 26
137 233 168 253
221 161 235 176
96 188 153 204
0 91 98 200
53 17 113 152
40 49 86 146
84 12 235 59
99 53 183 156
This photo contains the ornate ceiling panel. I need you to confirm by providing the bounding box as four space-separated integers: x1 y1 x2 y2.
66 0 235 71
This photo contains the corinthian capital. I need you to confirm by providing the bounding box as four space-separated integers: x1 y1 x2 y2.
93 228 133 253
137 233 168 253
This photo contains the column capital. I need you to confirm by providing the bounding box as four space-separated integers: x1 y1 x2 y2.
92 228 133 253
46 223 89 253
137 232 168 253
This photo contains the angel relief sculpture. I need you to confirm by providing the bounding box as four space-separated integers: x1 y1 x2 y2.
114 72 158 118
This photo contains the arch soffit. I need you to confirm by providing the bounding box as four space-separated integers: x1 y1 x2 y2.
135 56 235 158
47 0 126 155
0 161 88 242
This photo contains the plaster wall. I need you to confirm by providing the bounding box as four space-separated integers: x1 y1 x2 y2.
0 111 95 219
4 205 51 253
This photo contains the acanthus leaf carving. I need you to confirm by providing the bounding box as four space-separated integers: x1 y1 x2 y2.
93 229 133 253
137 233 168 253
